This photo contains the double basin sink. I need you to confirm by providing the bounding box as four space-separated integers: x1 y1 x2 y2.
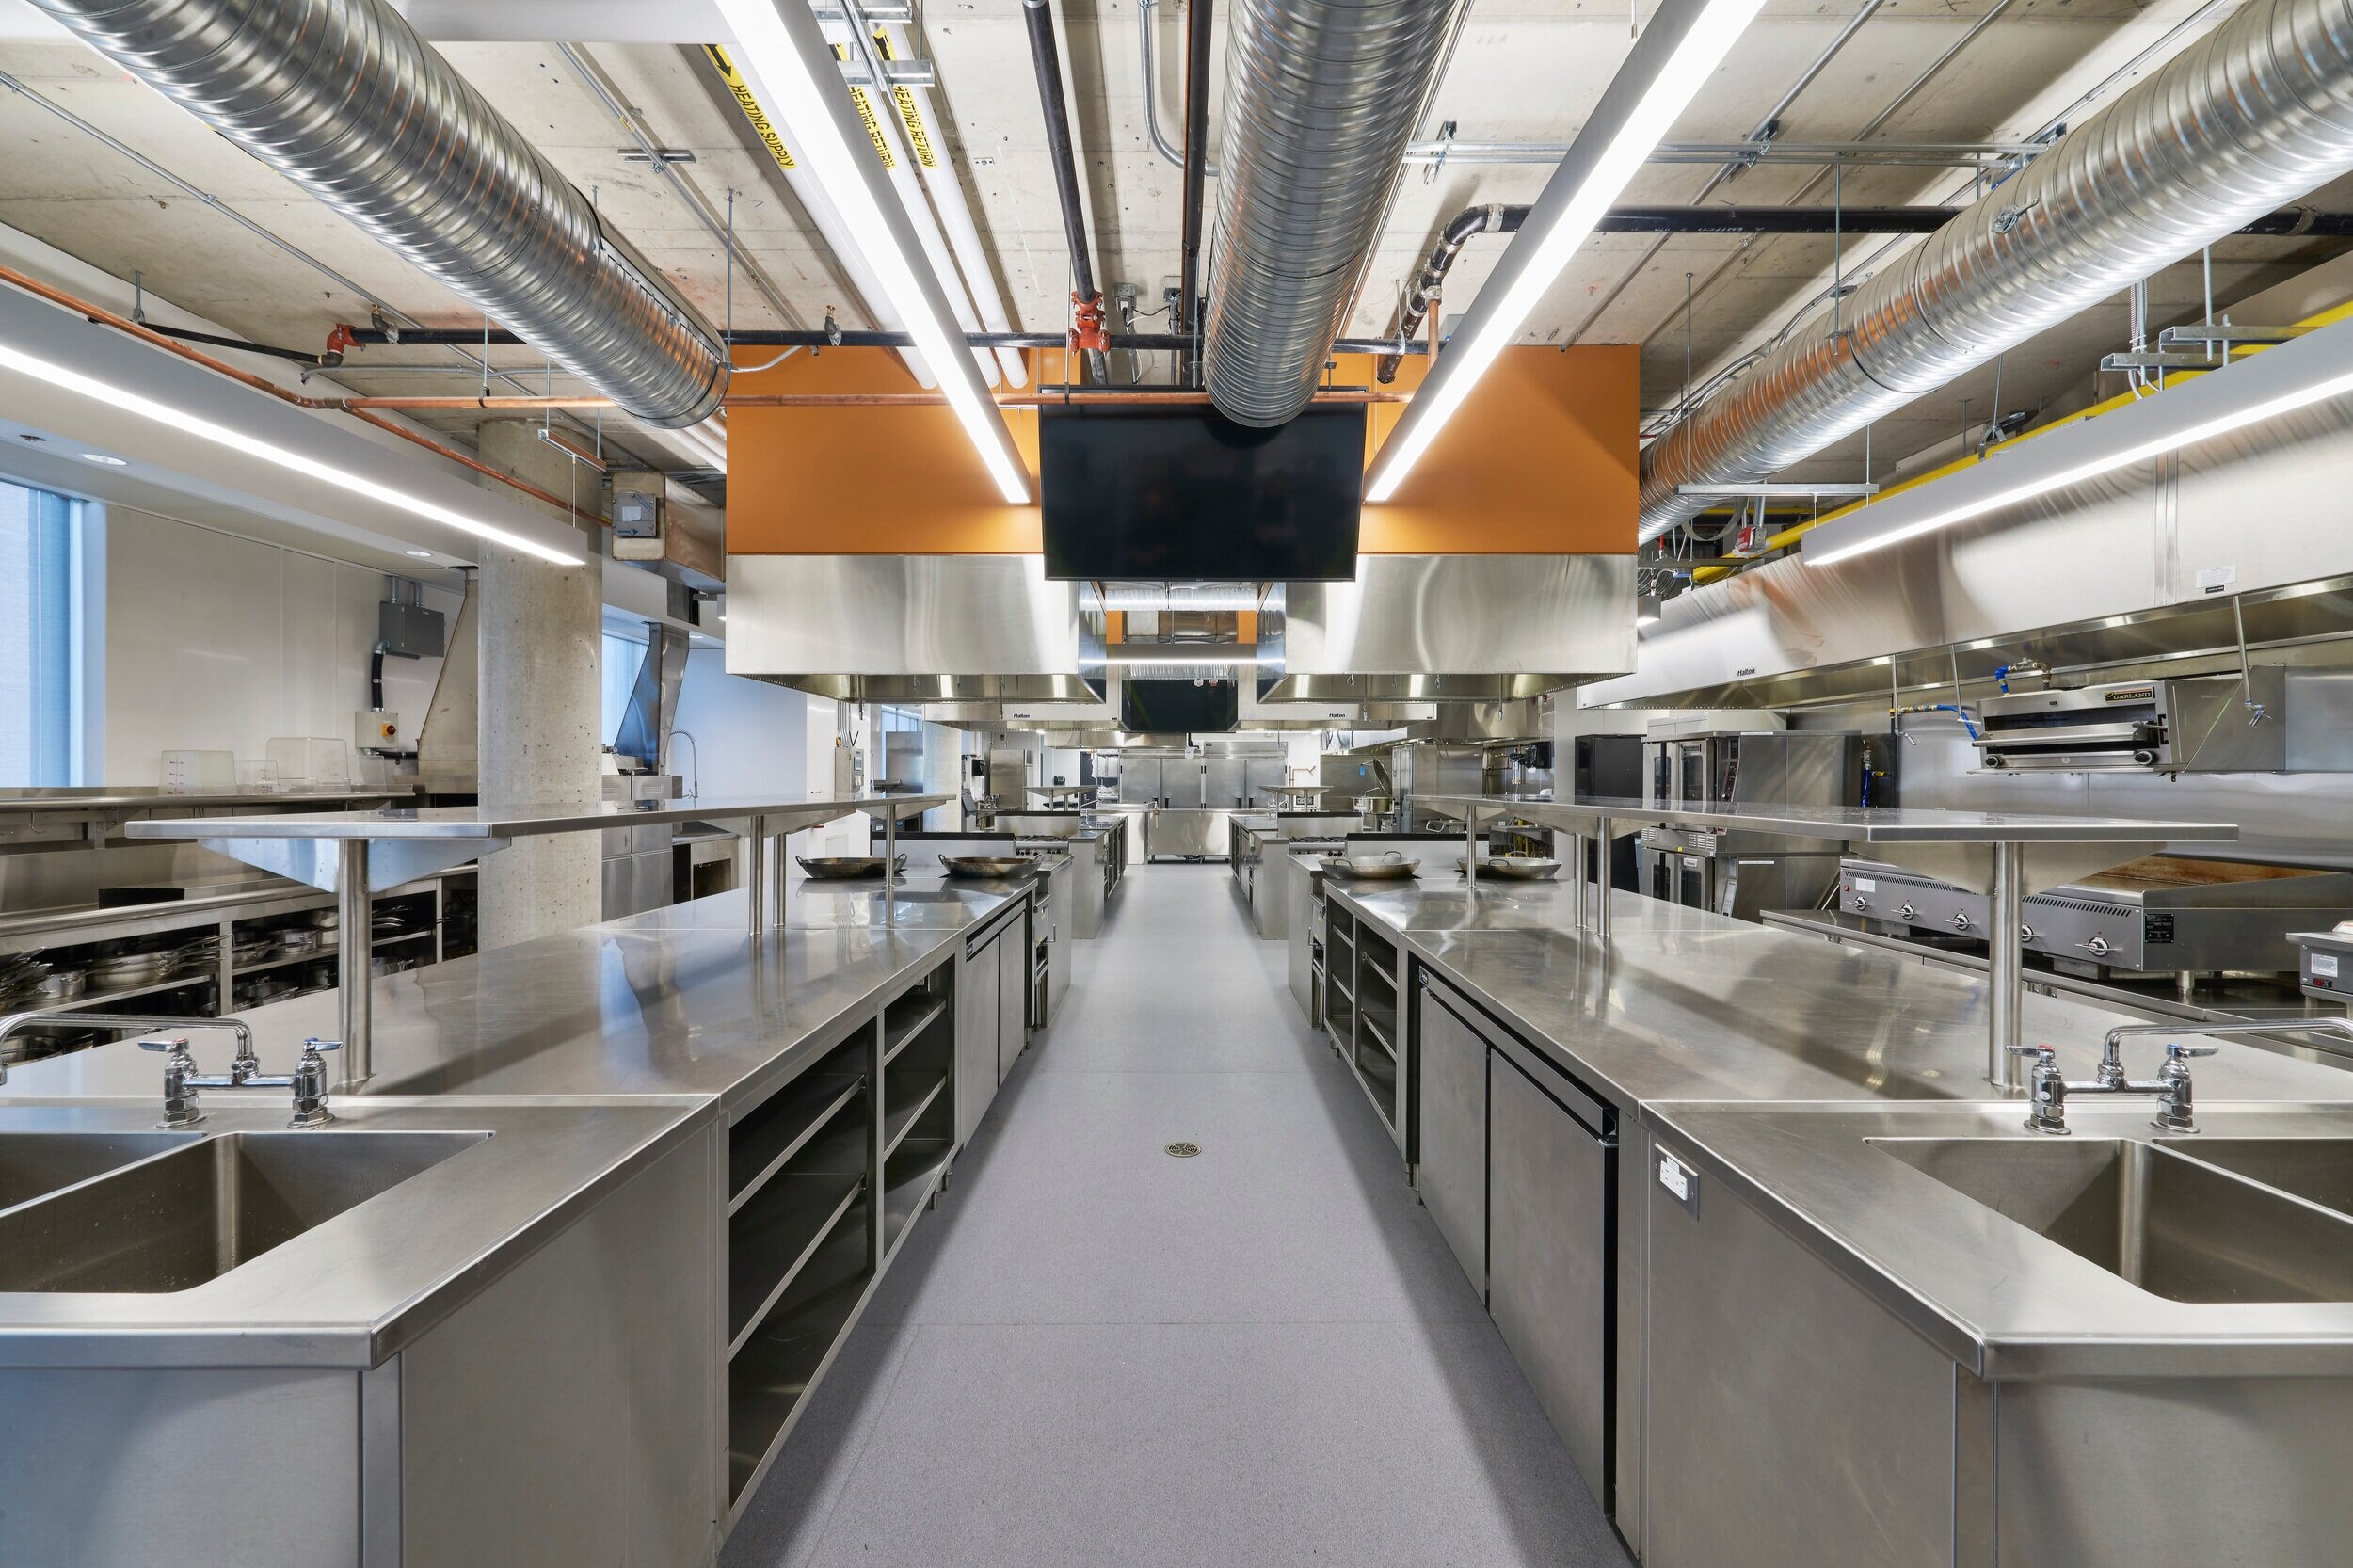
0 1128 486 1293
1877 1133 2353 1304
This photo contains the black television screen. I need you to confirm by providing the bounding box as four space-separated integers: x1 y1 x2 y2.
1121 679 1239 735
1039 406 1363 581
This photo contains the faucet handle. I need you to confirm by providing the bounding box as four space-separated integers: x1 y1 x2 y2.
288 1038 340 1129
2010 1045 2068 1135
138 1035 192 1053
2165 1042 2220 1062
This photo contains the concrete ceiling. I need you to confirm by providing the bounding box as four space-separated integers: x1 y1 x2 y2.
0 0 2345 522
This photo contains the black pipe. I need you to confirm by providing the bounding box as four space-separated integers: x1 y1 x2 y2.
1375 200 2353 380
1378 204 1525 383
1022 0 1107 383
339 327 1434 356
1176 0 1213 387
134 321 331 366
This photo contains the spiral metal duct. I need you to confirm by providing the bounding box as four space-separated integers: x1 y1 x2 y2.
34 0 728 428
1638 0 2353 543
1203 0 1469 427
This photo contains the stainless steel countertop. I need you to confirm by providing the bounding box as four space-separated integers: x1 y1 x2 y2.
0 1095 710 1369
1331 880 2353 1378
1326 883 2348 1110
1649 1099 2353 1379
4 888 999 1108
1417 792 2238 844
125 792 949 840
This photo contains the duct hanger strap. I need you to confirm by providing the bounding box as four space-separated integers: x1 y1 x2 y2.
33 0 728 429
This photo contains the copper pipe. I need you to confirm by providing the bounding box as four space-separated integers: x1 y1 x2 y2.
0 263 605 528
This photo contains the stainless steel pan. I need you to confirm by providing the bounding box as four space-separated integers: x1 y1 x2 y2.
1320 853 1417 881
1461 856 1561 881
942 856 1033 878
796 855 909 881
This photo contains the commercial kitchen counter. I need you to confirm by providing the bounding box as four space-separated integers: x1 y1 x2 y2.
1319 875 2353 1566
2 877 1032 1563
5 888 999 1106
0 1096 711 1368
1327 880 2343 1109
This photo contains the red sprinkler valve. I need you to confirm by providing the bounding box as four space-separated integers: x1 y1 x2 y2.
1068 291 1108 354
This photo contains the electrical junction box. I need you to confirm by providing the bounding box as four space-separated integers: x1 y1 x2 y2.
376 597 445 659
355 710 406 754
611 471 665 559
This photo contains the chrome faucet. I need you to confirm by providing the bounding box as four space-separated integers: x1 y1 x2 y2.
138 1032 342 1129
2009 1018 2353 1136
0 1011 258 1097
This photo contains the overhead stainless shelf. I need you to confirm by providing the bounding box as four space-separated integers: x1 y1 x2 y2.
122 794 952 1088
1417 793 2236 845
122 793 945 843
1419 792 2239 1093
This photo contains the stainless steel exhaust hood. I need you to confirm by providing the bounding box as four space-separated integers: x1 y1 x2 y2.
1587 378 2353 711
1263 555 1635 702
725 555 1106 703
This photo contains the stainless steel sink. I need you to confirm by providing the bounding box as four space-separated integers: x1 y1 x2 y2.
0 1129 488 1292
1872 1136 2353 1304
2157 1138 2353 1219
0 1131 201 1214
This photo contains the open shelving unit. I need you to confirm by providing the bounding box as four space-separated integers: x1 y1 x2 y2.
1322 895 1408 1155
723 958 963 1518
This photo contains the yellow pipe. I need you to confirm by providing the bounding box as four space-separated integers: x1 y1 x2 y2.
1687 295 2353 585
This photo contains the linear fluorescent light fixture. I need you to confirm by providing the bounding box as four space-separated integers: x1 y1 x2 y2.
1363 0 1768 504
0 342 580 566
1804 318 2353 568
714 0 1030 504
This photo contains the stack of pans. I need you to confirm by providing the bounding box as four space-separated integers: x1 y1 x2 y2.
88 949 184 994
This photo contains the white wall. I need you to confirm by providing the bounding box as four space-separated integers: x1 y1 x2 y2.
101 505 459 787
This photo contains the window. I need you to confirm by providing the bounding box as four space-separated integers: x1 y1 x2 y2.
600 631 642 749
0 479 88 786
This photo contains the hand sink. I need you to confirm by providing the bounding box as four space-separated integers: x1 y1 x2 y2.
1872 1136 2353 1304
0 1130 488 1293
0 1131 204 1214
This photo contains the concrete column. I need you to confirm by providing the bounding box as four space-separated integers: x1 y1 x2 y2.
474 420 604 949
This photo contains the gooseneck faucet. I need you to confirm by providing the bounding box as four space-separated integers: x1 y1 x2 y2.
0 1012 257 1079
2009 1018 2353 1136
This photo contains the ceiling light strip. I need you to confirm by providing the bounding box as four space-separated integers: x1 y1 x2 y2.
713 0 1030 504
1362 0 1769 504
1804 320 2353 567
0 342 582 566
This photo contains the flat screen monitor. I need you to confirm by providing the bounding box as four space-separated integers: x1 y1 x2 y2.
1039 406 1363 581
1120 679 1239 736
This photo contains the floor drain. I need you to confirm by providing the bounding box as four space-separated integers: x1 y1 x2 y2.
1164 1142 1200 1159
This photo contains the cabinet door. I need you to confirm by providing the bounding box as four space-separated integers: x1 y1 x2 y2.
1417 984 1488 1296
955 933 1001 1147
996 923 1027 1082
1489 1052 1610 1508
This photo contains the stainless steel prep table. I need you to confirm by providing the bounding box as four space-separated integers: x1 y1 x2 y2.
3 879 1018 1543
1325 876 2353 1563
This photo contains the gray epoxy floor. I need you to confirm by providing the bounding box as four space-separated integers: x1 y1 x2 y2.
722 862 1631 1568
